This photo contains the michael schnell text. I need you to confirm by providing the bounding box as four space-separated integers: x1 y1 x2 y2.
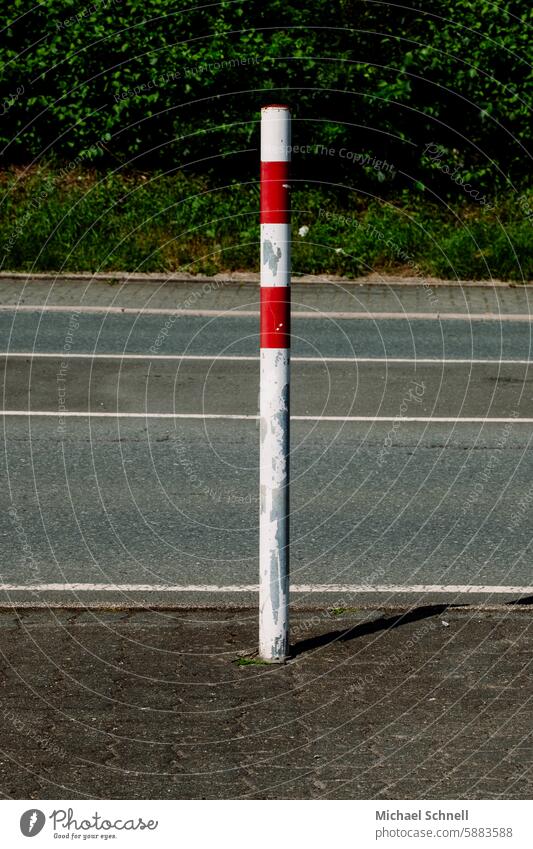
376 810 469 821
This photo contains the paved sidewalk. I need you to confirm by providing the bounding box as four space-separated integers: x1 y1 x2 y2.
0 606 531 799
2 273 533 316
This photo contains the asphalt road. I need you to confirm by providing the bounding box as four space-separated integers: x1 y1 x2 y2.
2 277 533 606
2 309 533 359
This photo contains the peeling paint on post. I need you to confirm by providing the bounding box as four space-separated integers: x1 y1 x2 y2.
259 105 291 661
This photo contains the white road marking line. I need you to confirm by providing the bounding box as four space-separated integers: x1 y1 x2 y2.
0 583 532 594
1 353 532 365
0 411 257 420
1 411 532 423
1 304 532 322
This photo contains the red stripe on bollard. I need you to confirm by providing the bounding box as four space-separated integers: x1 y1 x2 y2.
260 287 291 348
260 161 290 223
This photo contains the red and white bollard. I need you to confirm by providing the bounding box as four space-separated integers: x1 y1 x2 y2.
259 105 291 662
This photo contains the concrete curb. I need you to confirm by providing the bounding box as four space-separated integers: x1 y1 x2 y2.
1 601 532 612
0 271 531 288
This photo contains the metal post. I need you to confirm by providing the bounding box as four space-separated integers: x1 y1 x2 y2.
259 104 291 661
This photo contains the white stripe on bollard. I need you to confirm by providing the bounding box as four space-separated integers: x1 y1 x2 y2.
259 105 291 661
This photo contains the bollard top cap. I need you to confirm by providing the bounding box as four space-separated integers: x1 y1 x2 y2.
261 104 290 111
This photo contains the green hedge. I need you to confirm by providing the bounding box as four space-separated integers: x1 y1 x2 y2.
1 0 531 196
1 168 531 280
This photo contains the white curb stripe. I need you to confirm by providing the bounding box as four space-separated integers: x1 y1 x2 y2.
1 353 532 365
1 411 532 423
1 304 533 322
0 583 531 594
